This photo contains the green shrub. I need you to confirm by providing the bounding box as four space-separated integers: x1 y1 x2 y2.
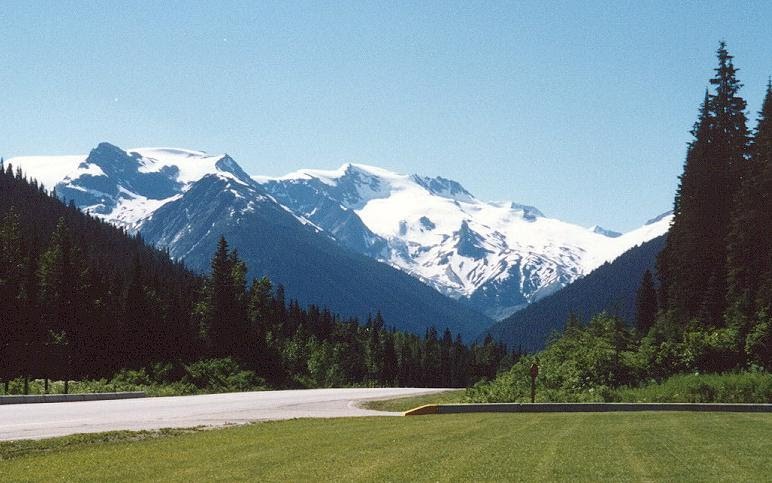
183 358 265 392
609 372 772 403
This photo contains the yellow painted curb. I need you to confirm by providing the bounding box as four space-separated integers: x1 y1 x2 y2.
403 404 439 416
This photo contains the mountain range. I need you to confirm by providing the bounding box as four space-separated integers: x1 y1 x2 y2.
255 164 671 319
8 142 671 338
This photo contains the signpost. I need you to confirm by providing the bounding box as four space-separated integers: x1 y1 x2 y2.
529 359 539 403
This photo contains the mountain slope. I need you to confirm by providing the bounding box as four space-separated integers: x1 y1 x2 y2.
9 143 492 339
8 143 250 230
9 144 669 333
139 173 491 338
484 234 667 352
257 164 671 319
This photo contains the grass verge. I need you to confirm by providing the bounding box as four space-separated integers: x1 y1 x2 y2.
360 389 466 412
0 428 204 461
2 412 770 481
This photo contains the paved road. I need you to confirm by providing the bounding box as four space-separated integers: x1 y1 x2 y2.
0 387 450 441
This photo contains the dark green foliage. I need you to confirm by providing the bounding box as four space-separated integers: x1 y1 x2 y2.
468 312 772 404
659 42 749 326
725 81 772 363
0 166 511 390
486 235 666 352
484 44 770 397
635 270 658 334
654 43 770 371
469 313 644 403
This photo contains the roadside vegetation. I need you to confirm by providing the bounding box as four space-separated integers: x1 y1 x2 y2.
467 313 772 403
470 45 772 406
0 358 266 397
0 165 513 395
2 413 769 481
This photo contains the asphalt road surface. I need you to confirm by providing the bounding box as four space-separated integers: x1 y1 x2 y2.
0 387 450 441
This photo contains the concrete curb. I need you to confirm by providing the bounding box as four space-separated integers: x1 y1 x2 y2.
0 392 146 405
403 402 772 415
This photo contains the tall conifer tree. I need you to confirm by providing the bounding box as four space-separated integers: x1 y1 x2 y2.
658 43 749 326
635 270 658 334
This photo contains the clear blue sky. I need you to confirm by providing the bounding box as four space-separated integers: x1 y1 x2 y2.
2 1 770 231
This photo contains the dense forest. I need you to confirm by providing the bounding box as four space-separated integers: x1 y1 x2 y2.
470 43 771 403
0 163 513 394
651 42 771 373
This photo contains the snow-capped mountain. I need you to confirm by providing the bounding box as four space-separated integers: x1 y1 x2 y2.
6 143 493 339
7 143 253 230
8 144 671 322
256 163 672 319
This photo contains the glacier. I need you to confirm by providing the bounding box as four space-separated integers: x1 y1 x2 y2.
7 143 671 320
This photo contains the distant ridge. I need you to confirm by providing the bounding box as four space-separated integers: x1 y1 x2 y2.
484 234 667 352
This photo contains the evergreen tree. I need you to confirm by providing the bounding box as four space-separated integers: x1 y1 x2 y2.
121 255 154 368
726 80 772 320
659 42 749 326
635 270 658 334
366 312 385 383
205 236 241 357
381 330 397 385
755 82 772 315
0 209 25 387
37 218 84 390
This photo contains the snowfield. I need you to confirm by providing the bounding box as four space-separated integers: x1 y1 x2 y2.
8 144 671 319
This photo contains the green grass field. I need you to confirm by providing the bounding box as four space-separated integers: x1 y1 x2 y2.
360 389 466 412
3 412 770 481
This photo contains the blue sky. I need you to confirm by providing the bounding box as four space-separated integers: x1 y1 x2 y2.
1 1 770 231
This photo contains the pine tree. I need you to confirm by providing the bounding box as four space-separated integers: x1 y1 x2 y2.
658 43 749 326
381 330 397 385
366 312 385 383
727 80 772 319
37 218 83 390
755 82 772 314
726 80 772 368
0 208 25 386
635 270 658 334
121 255 153 368
206 236 238 357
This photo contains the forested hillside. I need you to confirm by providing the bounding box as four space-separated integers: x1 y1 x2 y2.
0 164 513 393
470 43 771 405
652 44 771 371
486 235 666 352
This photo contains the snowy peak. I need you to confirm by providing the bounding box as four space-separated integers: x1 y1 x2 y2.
81 142 181 200
454 220 492 259
411 175 474 202
256 162 670 319
9 144 671 322
590 225 622 238
127 147 249 186
645 210 673 225
7 142 255 230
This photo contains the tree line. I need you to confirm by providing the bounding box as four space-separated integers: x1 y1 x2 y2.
470 42 771 406
634 42 771 373
0 163 514 393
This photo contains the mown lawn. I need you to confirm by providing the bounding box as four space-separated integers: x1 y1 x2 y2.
360 389 466 412
3 412 770 481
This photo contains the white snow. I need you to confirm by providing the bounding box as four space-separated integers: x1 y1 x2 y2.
257 163 672 306
10 145 671 318
128 147 228 185
5 155 86 190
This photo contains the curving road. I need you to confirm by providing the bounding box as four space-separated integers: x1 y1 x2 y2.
0 387 450 441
